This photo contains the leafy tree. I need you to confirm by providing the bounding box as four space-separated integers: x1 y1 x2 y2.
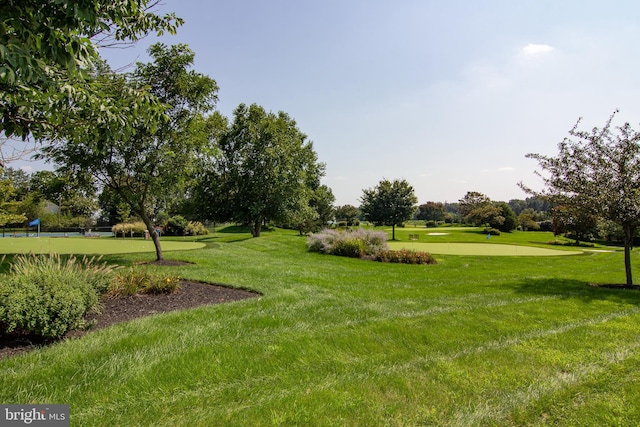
1 0 182 140
334 205 360 225
360 179 418 240
43 44 218 260
522 111 640 286
416 201 445 223
518 208 540 231
310 185 336 227
493 202 517 232
200 103 324 237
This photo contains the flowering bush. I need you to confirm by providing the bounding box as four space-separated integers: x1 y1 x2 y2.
307 228 388 257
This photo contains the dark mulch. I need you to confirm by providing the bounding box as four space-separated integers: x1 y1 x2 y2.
0 280 259 360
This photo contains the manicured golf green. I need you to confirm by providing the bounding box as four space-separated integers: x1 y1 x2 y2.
388 241 584 256
0 236 205 254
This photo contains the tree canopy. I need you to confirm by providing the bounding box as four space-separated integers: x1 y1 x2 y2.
196 103 325 237
522 111 640 286
1 0 182 140
42 43 218 260
360 178 417 240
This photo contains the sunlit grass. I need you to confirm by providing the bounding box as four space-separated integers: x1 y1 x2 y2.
1 226 639 426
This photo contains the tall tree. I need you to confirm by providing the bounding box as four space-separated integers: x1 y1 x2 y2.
200 103 324 237
43 44 218 260
417 201 446 223
522 111 640 286
360 178 417 240
1 0 182 140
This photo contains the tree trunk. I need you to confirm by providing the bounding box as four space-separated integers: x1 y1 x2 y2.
623 225 634 287
392 224 396 240
251 219 261 237
141 214 163 261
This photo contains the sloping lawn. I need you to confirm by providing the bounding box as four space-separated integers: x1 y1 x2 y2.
0 236 205 254
1 229 639 426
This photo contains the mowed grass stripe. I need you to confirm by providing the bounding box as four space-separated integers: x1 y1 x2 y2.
0 236 204 254
388 241 584 256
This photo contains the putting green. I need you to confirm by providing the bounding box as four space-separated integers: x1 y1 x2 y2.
388 241 584 256
0 237 205 255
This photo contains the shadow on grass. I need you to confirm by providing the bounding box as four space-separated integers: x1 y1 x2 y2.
513 277 640 305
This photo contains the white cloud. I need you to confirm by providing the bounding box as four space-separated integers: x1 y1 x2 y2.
521 43 554 56
498 166 516 172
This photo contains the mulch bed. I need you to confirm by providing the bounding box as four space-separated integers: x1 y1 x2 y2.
0 280 259 360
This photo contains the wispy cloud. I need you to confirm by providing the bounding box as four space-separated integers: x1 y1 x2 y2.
498 166 516 172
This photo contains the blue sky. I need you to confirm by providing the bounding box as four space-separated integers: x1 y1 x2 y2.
28 1 640 206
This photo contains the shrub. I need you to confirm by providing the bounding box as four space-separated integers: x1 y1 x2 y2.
307 228 388 258
332 238 367 258
107 268 181 297
112 221 147 237
375 249 437 265
0 254 113 339
185 221 209 236
165 215 188 236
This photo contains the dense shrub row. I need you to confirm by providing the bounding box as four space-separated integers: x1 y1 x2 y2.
0 255 181 340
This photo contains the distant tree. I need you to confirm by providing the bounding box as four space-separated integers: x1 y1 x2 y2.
416 201 445 223
458 191 499 226
360 179 418 240
200 103 324 237
43 44 218 260
458 191 492 219
493 202 517 232
310 185 336 227
550 200 599 243
334 205 361 225
518 208 540 231
522 111 640 286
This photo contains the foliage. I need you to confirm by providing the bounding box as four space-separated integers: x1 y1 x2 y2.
417 201 445 222
185 221 208 236
0 254 113 338
523 111 640 285
0 0 182 140
196 103 325 237
42 44 218 261
107 268 180 297
360 179 418 240
165 215 188 236
334 204 361 225
517 208 541 231
375 249 437 264
111 222 147 236
307 228 388 257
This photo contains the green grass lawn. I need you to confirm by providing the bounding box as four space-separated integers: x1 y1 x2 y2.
1 227 640 426
0 236 205 254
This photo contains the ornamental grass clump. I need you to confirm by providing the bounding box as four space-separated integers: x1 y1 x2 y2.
307 228 388 258
0 254 114 339
107 268 180 297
